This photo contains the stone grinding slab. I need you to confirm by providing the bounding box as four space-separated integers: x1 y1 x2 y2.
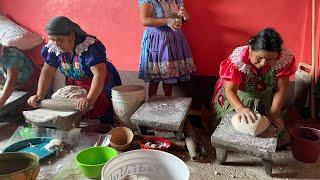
23 109 77 123
211 112 278 156
131 96 192 132
23 108 82 130
0 91 28 116
23 98 85 130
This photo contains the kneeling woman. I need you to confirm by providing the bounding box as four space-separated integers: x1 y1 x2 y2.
0 43 40 107
27 16 122 124
212 28 296 146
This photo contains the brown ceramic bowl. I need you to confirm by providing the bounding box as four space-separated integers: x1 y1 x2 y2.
0 152 40 180
109 127 134 151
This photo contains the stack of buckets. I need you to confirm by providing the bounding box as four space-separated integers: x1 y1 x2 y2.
111 85 146 131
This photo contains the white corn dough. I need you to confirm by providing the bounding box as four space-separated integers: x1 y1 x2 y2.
44 138 62 151
231 113 270 136
52 85 87 100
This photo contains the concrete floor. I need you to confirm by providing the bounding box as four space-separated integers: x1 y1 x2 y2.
186 150 320 180
182 127 320 180
1 118 320 180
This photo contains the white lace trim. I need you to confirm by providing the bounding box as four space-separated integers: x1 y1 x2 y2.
75 36 96 56
45 40 60 56
45 36 96 56
229 45 251 74
271 48 293 71
229 45 293 74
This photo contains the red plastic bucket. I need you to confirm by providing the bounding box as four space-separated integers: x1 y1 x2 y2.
290 127 320 163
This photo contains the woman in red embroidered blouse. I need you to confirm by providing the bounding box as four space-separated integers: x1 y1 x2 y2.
212 28 296 137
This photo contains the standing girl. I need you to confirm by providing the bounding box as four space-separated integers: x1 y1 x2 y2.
138 0 196 97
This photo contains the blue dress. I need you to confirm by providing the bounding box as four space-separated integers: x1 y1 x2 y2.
138 0 184 18
41 36 122 122
138 0 196 84
41 35 122 98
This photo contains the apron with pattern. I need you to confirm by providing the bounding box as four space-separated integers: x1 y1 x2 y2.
60 53 110 119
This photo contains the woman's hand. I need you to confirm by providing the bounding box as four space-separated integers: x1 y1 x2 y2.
223 81 257 124
28 63 57 108
178 7 190 22
76 97 93 112
236 107 257 124
166 18 182 31
27 95 44 108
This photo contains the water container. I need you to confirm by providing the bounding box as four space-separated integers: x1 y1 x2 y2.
111 85 146 130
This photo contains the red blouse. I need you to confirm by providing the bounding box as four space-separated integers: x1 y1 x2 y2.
214 46 296 96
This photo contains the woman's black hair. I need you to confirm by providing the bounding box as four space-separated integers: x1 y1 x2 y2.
248 27 283 53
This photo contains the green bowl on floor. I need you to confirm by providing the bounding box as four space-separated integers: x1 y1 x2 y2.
75 146 118 179
0 152 40 180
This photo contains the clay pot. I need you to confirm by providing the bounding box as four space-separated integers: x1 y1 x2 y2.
290 127 320 163
109 127 134 151
0 152 40 180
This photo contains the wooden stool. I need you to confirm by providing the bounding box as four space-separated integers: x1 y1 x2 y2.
211 112 278 176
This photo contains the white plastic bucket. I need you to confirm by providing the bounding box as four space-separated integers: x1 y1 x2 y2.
111 85 146 130
101 150 190 180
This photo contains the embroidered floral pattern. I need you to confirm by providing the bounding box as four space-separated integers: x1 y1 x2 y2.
213 70 276 124
218 94 224 106
242 70 276 95
147 58 196 79
60 54 85 80
257 80 266 90
45 37 96 80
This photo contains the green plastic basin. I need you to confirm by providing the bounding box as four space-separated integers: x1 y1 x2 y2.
75 146 118 179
